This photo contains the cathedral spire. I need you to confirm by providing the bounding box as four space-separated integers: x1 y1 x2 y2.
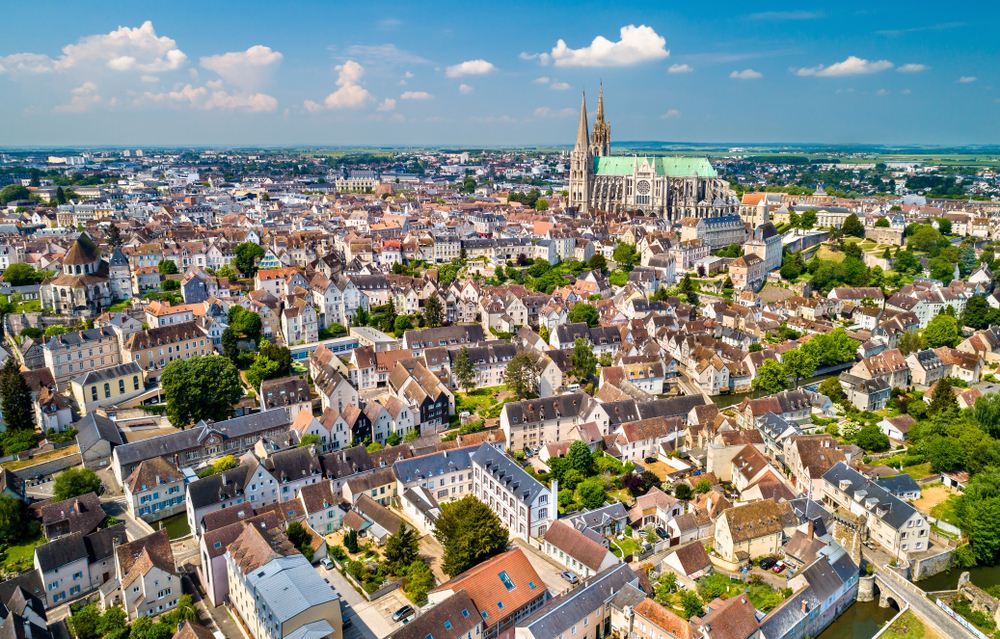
574 91 590 151
596 81 605 122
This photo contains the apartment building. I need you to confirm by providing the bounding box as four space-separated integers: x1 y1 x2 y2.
121 321 212 382
69 362 145 414
123 457 186 522
470 443 555 540
500 393 591 451
42 327 121 389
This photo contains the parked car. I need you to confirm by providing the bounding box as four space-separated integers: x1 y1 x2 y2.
772 561 786 574
321 558 334 570
644 457 657 464
560 571 579 585
759 557 777 570
393 605 415 622
654 527 668 540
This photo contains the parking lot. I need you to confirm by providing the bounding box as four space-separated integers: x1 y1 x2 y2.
513 539 578 598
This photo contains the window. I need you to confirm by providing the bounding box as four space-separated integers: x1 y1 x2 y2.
134 376 140 390
104 382 111 398
119 379 126 393
498 570 516 591
91 386 98 401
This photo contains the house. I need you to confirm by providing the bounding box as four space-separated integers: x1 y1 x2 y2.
821 462 930 557
37 492 106 540
33 524 126 608
297 481 342 535
660 542 712 584
875 475 922 502
259 376 312 420
197 508 287 607
104 530 180 619
389 591 483 639
225 522 342 639
428 549 547 639
714 499 795 564
611 416 683 463
622 598 694 639
343 494 402 545
627 487 682 530
124 457 186 522
839 374 891 412
500 393 591 451
471 443 554 540
906 349 947 387
849 348 910 389
121 321 213 382
541 520 620 578
70 362 145 415
76 413 124 470
515 564 642 639
878 415 915 442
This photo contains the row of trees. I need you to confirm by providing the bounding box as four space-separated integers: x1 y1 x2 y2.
752 329 859 395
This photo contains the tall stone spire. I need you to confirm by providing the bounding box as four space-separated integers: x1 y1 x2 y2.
591 83 611 157
574 91 590 151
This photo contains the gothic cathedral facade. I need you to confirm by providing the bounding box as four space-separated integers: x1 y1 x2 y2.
568 87 739 223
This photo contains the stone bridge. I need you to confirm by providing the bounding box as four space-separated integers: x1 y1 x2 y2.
870 566 979 638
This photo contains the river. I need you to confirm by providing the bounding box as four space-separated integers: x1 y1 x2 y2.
711 366 848 409
917 564 1000 592
817 600 897 639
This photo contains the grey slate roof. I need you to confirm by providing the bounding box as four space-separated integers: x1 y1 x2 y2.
822 462 919 530
471 443 546 505
517 565 638 638
392 445 477 484
72 361 142 387
75 413 123 452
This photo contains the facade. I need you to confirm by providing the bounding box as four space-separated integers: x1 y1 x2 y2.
43 327 121 390
124 457 186 522
499 393 591 451
470 443 555 540
33 524 126 608
40 233 112 316
70 361 145 414
226 523 341 639
121 321 213 382
108 530 180 619
714 499 795 563
567 88 737 222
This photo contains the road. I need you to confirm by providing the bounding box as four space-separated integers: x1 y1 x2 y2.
317 564 379 639
100 495 155 540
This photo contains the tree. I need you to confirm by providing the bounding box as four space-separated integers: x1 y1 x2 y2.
504 351 539 399
106 224 123 247
434 495 509 576
343 529 360 553
228 306 263 343
567 441 595 476
567 302 600 327
570 338 597 382
404 560 434 605
960 246 978 277
161 355 242 427
924 313 960 348
907 225 945 254
928 256 954 284
842 214 865 238
680 590 704 619
892 249 922 275
535 198 549 211
54 468 102 500
928 378 958 417
674 483 693 500
897 329 925 355
962 295 995 330
0 495 28 545
588 253 608 273
233 242 265 277
69 604 103 639
453 346 476 393
818 377 846 404
298 433 322 448
800 328 859 367
875 217 890 228
855 424 890 452
0 358 34 432
800 209 817 229
612 242 640 271
781 348 817 386
385 524 420 574
157 259 178 275
577 477 607 509
3 263 44 286
974 393 1000 438
752 360 789 395
287 521 310 551
423 293 444 328
954 468 1000 564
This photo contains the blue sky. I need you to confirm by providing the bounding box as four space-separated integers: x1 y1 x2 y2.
0 1 997 147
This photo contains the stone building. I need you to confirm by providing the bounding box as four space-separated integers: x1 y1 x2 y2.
40 233 111 316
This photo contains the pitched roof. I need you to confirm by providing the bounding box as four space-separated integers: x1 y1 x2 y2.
543 520 614 573
431 549 544 629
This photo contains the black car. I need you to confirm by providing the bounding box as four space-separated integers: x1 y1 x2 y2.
759 557 778 570
655 527 668 540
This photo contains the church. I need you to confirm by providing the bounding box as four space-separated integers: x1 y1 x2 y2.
568 86 739 223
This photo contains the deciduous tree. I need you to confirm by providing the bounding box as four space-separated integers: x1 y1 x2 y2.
434 496 509 576
161 355 242 427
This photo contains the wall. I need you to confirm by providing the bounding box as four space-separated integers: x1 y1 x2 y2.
912 547 955 581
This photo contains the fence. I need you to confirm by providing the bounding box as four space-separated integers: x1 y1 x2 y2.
936 598 991 639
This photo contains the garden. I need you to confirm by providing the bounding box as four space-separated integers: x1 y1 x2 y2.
650 570 793 621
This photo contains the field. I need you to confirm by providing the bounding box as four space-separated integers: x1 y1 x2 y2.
881 610 937 639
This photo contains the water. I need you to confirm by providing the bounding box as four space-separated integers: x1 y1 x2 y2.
917 564 1000 593
817 600 897 639
712 368 843 408
157 512 191 539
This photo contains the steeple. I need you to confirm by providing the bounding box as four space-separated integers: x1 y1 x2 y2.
591 83 611 157
574 92 590 151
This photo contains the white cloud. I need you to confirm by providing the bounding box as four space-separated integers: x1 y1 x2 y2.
136 83 277 112
550 81 570 90
304 100 323 113
0 20 186 75
547 25 668 67
661 108 681 119
958 75 977 83
534 76 550 84
320 59 373 109
200 45 282 90
55 81 102 112
876 88 889 96
794 56 893 77
747 10 823 21
897 63 928 73
458 83 474 94
445 59 496 77
343 44 429 66
730 68 762 79
533 106 575 118
377 98 396 111
668 63 693 74
400 90 432 100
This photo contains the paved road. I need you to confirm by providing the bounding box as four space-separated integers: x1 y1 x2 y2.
317 564 378 639
100 495 154 541
512 539 577 598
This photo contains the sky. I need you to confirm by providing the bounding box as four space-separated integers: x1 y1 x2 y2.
0 1 997 148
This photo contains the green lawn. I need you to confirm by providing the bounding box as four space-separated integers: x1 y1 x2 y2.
0 532 43 574
697 573 792 613
610 536 642 559
882 610 931 639
930 495 962 527
902 463 935 480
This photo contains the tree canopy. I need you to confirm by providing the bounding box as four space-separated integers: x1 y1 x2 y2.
54 467 102 500
233 242 265 277
161 355 242 427
567 302 600 327
434 495 509 576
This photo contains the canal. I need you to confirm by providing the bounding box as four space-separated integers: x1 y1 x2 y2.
916 564 1000 592
817 600 897 639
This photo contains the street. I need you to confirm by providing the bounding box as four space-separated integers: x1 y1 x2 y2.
316 564 379 639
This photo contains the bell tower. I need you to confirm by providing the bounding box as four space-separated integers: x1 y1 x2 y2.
590 82 611 157
569 92 592 213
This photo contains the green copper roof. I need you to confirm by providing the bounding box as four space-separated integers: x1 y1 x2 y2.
593 156 717 178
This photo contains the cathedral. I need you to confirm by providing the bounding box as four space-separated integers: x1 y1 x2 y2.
568 86 739 223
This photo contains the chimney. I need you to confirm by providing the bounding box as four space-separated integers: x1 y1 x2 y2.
807 519 814 540
801 600 809 614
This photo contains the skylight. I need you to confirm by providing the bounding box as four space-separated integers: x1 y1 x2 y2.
498 570 515 591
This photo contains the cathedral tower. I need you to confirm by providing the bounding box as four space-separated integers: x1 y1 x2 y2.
590 82 611 157
568 92 592 213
